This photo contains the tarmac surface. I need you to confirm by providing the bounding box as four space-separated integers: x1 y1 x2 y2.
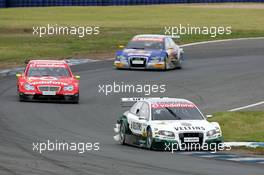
0 38 263 175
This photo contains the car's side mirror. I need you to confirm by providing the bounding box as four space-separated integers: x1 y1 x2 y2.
136 109 140 115
24 59 30 64
179 48 184 53
75 75 80 80
118 45 125 49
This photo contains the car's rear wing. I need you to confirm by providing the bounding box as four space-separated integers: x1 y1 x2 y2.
121 97 167 107
121 97 146 107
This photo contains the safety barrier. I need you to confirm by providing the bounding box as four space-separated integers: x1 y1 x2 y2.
1 0 263 8
0 0 6 7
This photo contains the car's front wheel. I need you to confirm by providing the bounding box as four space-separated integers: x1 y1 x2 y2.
176 59 182 69
146 128 153 149
119 122 126 145
69 93 79 104
17 87 24 102
176 52 183 69
164 56 169 70
73 94 79 104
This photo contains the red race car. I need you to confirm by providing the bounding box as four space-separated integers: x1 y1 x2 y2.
16 60 80 103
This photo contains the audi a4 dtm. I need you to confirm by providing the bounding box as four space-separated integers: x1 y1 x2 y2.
114 97 223 150
114 35 184 70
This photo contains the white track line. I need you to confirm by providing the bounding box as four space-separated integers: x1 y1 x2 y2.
227 157 264 162
199 155 237 158
229 101 264 112
180 37 264 47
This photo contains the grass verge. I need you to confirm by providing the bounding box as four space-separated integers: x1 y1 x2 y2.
209 111 264 154
0 4 264 68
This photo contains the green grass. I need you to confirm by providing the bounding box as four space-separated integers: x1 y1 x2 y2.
0 5 264 67
209 111 264 142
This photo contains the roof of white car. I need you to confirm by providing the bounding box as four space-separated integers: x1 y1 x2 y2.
143 97 193 104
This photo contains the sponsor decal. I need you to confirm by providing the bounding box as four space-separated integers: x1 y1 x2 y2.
128 53 150 56
39 77 58 80
30 64 66 68
175 126 205 131
181 122 192 127
151 103 195 109
184 137 199 143
29 77 58 81
131 122 142 131
30 81 68 86
132 37 163 42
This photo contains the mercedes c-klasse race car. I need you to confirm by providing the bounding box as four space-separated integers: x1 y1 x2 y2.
16 60 80 103
114 34 184 70
114 97 223 151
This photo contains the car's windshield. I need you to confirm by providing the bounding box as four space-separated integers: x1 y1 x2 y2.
27 67 70 77
126 39 164 50
151 103 204 120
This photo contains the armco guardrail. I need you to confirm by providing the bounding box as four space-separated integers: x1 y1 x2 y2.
0 0 263 8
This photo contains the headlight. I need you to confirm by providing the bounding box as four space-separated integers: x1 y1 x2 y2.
206 129 217 137
150 56 161 63
63 85 74 91
116 55 127 62
24 83 35 91
157 130 175 137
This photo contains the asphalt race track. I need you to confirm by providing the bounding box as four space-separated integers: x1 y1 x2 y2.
0 38 264 175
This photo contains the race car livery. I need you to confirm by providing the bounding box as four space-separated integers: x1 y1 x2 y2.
16 60 80 103
114 97 223 150
114 34 184 70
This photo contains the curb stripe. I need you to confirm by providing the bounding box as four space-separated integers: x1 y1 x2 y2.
179 152 264 165
180 37 264 47
228 101 264 111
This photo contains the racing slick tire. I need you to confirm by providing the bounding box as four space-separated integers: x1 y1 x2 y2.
18 94 24 102
146 127 153 149
176 53 183 69
176 59 182 69
119 122 127 145
17 87 25 102
164 56 169 71
72 94 79 104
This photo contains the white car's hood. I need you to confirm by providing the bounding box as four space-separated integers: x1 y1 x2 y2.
151 120 214 133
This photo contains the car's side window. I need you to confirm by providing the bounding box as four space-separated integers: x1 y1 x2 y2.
139 102 150 120
130 102 143 115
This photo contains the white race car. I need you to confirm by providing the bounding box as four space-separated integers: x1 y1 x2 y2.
114 97 223 151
